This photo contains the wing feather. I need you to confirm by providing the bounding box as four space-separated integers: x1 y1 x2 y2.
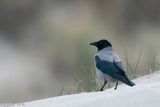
95 55 135 86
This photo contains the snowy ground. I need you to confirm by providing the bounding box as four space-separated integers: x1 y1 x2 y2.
2 71 160 107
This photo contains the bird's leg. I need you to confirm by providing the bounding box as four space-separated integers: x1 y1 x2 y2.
114 81 118 90
100 81 107 91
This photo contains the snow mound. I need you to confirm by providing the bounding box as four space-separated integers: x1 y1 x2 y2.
14 72 160 107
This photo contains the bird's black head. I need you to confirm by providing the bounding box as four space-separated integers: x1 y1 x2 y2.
90 39 112 51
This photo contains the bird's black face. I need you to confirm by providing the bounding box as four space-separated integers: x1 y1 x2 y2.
90 39 112 51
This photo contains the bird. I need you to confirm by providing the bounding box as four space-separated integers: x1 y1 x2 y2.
90 39 135 91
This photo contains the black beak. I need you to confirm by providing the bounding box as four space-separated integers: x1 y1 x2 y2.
90 42 97 46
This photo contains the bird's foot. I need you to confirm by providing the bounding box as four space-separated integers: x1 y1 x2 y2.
100 89 104 91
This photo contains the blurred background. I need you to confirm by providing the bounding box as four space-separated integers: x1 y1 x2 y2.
1 0 160 103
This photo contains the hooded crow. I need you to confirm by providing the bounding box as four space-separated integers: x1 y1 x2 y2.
90 39 135 91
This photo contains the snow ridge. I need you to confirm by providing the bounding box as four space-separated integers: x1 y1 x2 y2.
12 71 160 107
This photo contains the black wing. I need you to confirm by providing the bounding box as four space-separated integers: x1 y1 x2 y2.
95 56 135 86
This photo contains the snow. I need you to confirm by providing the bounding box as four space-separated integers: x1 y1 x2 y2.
5 71 160 107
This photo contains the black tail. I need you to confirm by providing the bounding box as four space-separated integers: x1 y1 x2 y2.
122 73 135 86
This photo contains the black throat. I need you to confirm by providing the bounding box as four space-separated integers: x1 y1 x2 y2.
97 46 112 51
